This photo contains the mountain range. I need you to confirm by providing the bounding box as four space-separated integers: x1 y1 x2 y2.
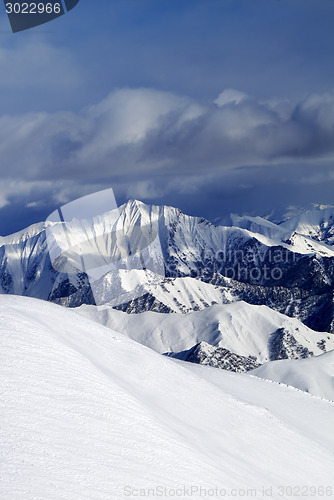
1 203 334 496
1 200 333 382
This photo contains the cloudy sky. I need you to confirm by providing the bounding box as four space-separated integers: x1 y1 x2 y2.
0 0 333 234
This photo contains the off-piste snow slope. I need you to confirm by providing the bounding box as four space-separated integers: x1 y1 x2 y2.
252 349 334 401
1 296 334 499
77 301 334 362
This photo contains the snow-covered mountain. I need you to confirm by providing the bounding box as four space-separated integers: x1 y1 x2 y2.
214 211 334 255
57 271 237 311
251 349 334 401
172 341 261 372
1 200 334 332
1 295 334 499
78 301 334 368
279 206 334 246
0 220 90 301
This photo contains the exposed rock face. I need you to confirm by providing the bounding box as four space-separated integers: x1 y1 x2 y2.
168 342 261 372
268 328 314 361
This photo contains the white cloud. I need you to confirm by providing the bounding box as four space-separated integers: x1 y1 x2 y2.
214 88 248 107
0 87 334 195
0 194 9 209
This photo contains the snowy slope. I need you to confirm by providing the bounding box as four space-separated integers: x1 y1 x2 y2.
251 349 334 401
0 221 48 246
171 340 261 372
1 295 334 499
0 220 87 300
77 301 334 363
179 359 334 455
0 221 54 297
215 211 334 255
65 271 236 313
279 206 334 246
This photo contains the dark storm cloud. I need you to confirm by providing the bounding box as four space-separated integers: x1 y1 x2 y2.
118 163 334 221
1 0 333 235
0 88 333 184
0 87 333 234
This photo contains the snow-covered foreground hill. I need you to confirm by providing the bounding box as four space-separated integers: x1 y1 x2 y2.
77 301 334 363
1 296 334 500
252 350 334 401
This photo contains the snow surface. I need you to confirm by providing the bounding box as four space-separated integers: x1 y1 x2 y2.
279 206 334 246
0 221 49 246
179 359 334 455
1 296 334 499
214 211 334 256
77 301 334 362
251 349 334 401
81 271 234 312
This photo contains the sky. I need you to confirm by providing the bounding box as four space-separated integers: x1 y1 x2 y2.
0 0 333 235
